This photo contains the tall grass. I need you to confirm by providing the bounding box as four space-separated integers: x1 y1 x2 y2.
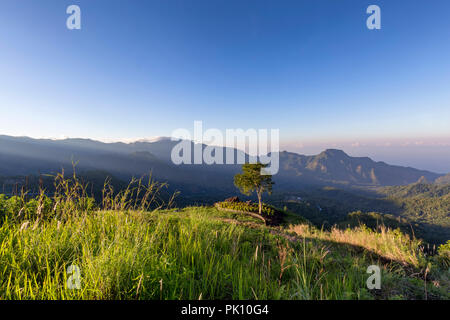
288 224 425 267
0 207 378 299
0 169 177 224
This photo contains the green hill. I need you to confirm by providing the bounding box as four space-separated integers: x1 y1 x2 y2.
1 204 448 299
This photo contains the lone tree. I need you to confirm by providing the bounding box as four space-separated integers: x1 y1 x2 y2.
234 163 274 215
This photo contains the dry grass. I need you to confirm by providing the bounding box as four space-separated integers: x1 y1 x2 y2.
288 224 424 267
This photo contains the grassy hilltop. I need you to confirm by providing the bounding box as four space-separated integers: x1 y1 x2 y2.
0 174 448 300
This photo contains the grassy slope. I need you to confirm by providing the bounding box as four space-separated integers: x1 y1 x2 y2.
0 206 448 300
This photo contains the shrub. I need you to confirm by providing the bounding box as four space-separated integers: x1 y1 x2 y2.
216 201 280 216
436 240 450 268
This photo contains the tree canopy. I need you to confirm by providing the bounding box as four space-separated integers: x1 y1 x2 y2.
234 163 274 214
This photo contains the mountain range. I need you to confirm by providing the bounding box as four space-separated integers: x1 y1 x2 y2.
0 135 445 194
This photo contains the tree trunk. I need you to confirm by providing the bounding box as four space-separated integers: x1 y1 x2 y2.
257 190 262 215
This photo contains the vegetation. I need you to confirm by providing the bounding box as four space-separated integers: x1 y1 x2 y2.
338 211 415 236
215 200 285 225
216 201 278 216
436 240 450 268
0 173 448 300
288 224 424 267
271 182 450 245
234 163 274 215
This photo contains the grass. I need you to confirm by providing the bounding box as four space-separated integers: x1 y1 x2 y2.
288 224 424 267
0 207 292 299
0 207 448 300
0 173 448 300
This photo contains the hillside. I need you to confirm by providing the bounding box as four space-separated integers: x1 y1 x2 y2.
1 205 449 300
270 182 450 245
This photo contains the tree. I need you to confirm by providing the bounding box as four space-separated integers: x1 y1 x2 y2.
234 163 274 215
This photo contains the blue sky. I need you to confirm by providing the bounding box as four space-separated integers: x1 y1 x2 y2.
0 1 449 171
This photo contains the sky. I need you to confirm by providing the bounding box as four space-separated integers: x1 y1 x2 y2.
0 0 449 172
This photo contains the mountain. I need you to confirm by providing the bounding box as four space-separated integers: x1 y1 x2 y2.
276 149 442 187
0 135 244 198
0 136 445 194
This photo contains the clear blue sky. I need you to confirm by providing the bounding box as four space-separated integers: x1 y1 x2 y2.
0 1 449 171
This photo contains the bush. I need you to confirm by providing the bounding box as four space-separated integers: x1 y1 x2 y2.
216 201 280 216
436 240 450 268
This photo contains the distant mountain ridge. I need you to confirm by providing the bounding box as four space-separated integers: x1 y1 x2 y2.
276 149 441 187
0 135 445 192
